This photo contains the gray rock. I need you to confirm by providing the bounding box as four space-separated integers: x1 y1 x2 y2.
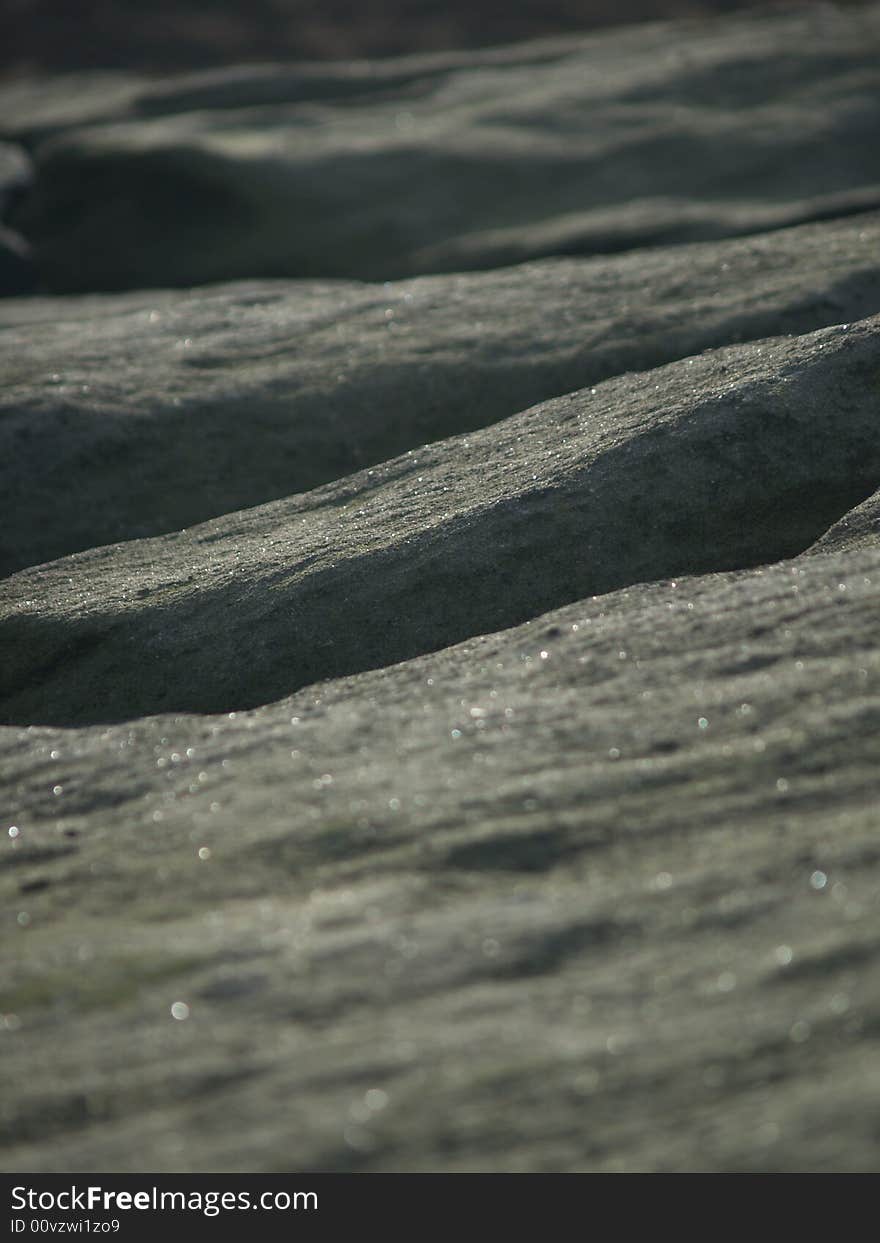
7 4 880 291
3 7 880 1178
0 40 593 144
0 74 150 146
2 516 878 1171
2 209 879 577
810 487 880 554
2 312 878 728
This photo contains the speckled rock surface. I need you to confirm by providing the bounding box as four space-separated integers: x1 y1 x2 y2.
2 6 880 1175
2 529 879 1171
2 210 879 578
3 313 880 726
5 4 880 291
810 487 880 556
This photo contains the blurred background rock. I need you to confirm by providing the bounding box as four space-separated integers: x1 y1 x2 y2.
0 0 873 75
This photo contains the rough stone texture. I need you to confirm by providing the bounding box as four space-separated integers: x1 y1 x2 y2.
5 4 880 291
2 313 879 726
811 488 880 555
2 210 879 578
2 533 879 1172
2 6 880 1176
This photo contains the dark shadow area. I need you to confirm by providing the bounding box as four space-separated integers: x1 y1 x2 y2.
9 103 880 294
2 2 873 76
9 144 257 293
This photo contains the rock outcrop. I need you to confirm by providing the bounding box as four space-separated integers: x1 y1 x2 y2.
2 312 880 726
1 4 879 1175
2 526 879 1171
4 5 880 291
2 210 879 577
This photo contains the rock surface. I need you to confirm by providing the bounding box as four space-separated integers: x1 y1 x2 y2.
2 210 879 578
5 5 880 291
811 487 880 555
2 5 880 1175
2 312 880 727
2 531 879 1172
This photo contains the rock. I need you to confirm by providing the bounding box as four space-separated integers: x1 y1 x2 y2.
1 516 878 1171
810 487 880 554
3 7 880 1178
6 4 880 291
0 42 589 144
2 209 879 577
2 312 879 727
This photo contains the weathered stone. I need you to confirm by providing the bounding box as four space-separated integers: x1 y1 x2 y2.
2 313 878 727
810 487 880 555
6 4 880 291
2 209 879 577
2 525 878 1171
2 6 880 1178
0 42 584 144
